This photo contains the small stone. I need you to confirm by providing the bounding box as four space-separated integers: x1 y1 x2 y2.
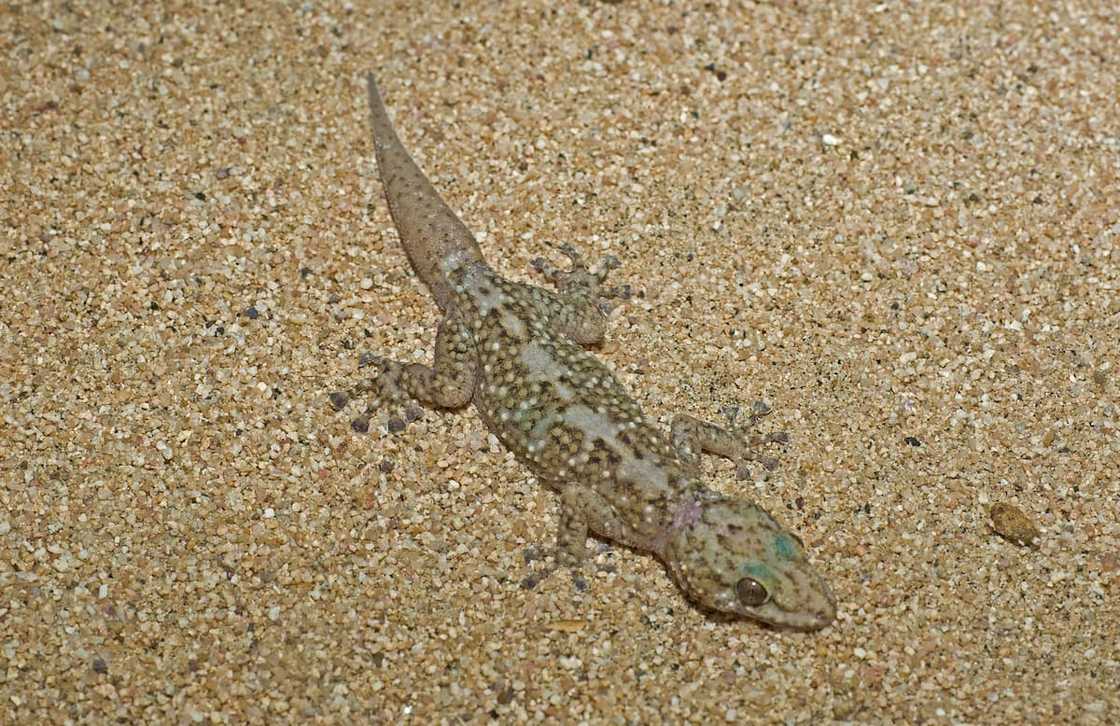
989 503 1040 546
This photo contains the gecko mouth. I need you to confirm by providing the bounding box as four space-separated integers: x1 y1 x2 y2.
764 604 835 631
757 579 836 630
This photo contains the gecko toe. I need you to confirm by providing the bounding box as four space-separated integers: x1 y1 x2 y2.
602 283 631 300
329 391 350 411
558 242 584 267
520 572 547 590
519 543 600 593
768 431 790 445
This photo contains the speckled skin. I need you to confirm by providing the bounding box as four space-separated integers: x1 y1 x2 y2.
343 74 835 630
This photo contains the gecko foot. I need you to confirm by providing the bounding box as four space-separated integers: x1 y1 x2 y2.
531 243 631 313
519 544 614 594
725 400 790 478
329 353 424 434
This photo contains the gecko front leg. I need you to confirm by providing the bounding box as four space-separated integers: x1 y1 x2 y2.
522 485 622 591
670 401 790 480
332 307 477 432
531 243 630 345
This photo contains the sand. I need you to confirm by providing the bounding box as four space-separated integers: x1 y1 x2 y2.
2 0 1117 722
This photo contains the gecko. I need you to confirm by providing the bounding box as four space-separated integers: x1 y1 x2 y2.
333 73 836 630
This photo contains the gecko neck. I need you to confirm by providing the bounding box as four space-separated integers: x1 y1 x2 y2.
650 484 716 557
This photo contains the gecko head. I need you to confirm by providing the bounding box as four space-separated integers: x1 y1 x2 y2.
662 498 836 630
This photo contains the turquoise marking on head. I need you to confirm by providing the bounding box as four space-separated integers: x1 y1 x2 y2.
742 562 772 582
773 533 798 561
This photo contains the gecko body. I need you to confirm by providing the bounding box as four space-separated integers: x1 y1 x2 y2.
341 75 836 629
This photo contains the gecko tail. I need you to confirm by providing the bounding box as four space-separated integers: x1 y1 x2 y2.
365 73 487 310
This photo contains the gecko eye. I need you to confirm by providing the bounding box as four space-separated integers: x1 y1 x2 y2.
735 577 769 607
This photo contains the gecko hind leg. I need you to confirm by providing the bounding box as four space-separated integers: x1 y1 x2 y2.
330 308 477 433
670 401 790 480
530 243 631 345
